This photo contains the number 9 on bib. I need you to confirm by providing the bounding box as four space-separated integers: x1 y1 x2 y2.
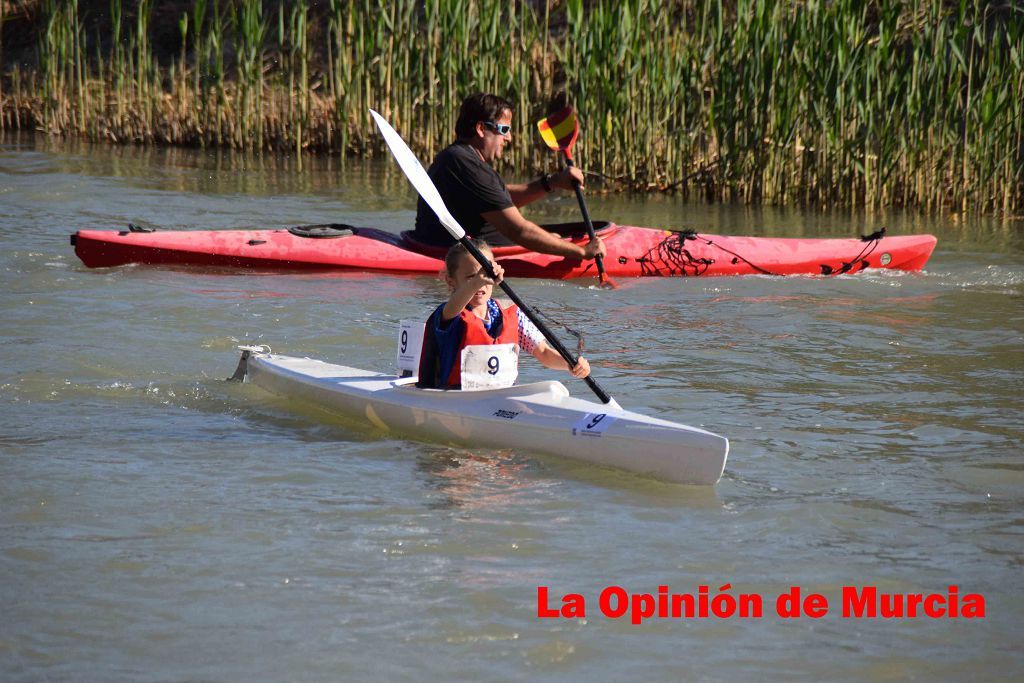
461 343 519 390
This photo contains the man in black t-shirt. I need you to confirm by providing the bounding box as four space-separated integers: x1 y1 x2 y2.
413 93 606 263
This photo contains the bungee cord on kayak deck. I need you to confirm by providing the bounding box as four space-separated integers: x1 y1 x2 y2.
636 231 733 277
675 230 782 277
819 229 887 276
636 228 891 278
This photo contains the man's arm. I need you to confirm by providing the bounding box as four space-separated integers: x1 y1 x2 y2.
481 205 605 260
506 176 550 207
507 167 586 208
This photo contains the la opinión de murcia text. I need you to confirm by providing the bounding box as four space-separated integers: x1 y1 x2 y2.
538 585 985 624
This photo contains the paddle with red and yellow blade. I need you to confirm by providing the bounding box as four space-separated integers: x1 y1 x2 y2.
537 106 616 289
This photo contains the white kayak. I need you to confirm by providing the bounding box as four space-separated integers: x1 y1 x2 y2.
237 349 729 485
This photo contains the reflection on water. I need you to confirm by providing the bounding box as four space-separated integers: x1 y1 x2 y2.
416 448 536 511
1 129 409 200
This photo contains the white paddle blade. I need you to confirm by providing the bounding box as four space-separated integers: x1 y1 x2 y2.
369 109 466 241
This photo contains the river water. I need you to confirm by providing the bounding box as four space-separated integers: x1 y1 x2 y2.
1 134 1022 681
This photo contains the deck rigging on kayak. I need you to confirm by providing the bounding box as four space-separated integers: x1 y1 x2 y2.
640 227 891 277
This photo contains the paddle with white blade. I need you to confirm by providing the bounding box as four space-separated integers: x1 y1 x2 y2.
369 108 617 407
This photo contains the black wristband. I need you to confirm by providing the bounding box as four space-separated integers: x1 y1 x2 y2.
539 173 552 193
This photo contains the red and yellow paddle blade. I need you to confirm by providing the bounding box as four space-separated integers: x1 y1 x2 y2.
537 106 579 154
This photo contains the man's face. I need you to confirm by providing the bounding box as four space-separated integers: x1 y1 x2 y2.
477 109 512 164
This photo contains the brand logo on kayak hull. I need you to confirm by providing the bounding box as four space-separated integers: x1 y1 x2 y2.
493 409 521 419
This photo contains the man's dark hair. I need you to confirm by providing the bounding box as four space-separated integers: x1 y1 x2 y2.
454 93 514 140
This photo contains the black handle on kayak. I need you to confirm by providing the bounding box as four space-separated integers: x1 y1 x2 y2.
460 236 613 405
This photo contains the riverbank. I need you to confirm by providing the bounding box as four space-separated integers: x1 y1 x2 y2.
2 0 1022 213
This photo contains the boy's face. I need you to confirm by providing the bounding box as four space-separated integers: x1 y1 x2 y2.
447 251 495 309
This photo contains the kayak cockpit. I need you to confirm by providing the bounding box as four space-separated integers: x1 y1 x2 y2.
390 377 571 401
398 221 618 258
236 350 572 402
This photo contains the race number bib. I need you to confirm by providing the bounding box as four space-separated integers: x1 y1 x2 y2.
396 320 425 375
572 412 618 437
460 343 519 390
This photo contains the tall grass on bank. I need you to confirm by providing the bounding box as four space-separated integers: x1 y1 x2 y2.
1 0 1021 213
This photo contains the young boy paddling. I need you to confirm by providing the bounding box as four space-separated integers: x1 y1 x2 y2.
417 239 591 389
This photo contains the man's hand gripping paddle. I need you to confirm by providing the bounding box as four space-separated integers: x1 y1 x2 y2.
369 109 618 407
537 106 617 289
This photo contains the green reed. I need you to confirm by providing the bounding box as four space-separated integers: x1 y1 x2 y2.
2 0 1021 214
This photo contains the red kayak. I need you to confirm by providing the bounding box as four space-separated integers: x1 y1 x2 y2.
70 221 936 278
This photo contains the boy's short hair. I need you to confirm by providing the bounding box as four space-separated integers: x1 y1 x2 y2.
445 238 492 276
455 93 514 140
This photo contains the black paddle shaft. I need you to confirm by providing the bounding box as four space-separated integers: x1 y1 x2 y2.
460 236 613 405
564 156 608 278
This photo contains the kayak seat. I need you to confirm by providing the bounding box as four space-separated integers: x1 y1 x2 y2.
399 221 616 257
288 224 357 239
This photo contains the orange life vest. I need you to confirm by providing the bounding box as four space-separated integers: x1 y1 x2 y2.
418 301 520 389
